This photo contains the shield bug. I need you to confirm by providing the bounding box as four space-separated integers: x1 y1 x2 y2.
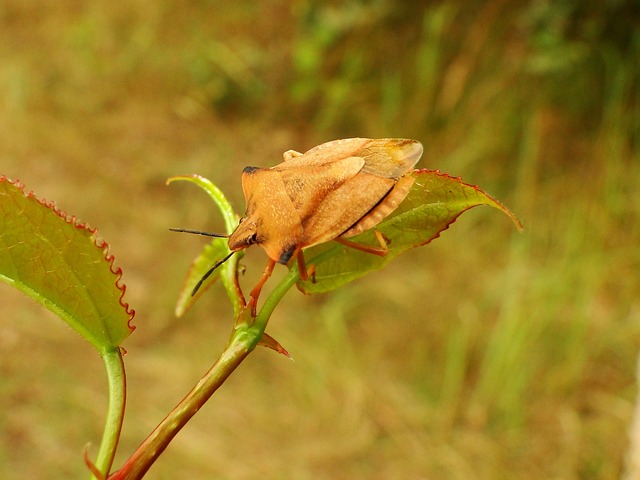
173 137 423 314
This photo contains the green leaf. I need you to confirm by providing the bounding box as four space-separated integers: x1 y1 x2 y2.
297 169 522 294
167 175 243 316
0 177 135 353
173 238 230 317
167 175 239 234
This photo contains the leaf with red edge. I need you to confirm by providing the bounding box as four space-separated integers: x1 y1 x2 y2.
0 177 135 353
297 169 522 294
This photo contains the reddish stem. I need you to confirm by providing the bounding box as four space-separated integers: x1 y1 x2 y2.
108 331 255 480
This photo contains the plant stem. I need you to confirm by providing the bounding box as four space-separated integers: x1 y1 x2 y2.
253 267 300 331
221 252 245 316
108 321 262 480
90 347 127 480
109 261 300 479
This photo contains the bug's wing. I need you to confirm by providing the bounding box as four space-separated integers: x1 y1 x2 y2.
289 138 422 248
300 172 397 249
340 174 416 238
274 155 365 221
276 155 372 249
265 138 423 252
287 138 423 178
358 138 423 178
291 138 371 167
233 156 363 263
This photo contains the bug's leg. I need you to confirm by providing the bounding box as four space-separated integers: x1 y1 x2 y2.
296 251 308 280
233 264 247 309
374 230 391 249
309 265 316 283
296 251 316 283
335 230 390 257
248 259 276 316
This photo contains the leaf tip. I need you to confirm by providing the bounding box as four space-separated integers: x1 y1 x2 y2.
413 169 523 231
166 174 206 186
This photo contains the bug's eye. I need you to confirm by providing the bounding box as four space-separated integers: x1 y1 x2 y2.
247 233 258 245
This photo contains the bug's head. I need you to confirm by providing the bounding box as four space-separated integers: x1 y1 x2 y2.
228 216 262 252
229 215 299 265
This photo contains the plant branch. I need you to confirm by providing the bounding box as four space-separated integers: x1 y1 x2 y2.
254 266 300 331
108 261 302 479
108 319 259 480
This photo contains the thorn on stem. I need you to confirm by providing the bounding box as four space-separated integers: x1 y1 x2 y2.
259 333 293 359
83 445 106 480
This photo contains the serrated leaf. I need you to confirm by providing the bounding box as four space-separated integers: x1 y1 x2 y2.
0 177 135 353
297 169 522 294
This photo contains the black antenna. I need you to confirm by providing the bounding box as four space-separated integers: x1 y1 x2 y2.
191 250 235 296
169 228 229 238
170 227 235 296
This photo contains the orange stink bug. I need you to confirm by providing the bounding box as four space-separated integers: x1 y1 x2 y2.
173 137 423 314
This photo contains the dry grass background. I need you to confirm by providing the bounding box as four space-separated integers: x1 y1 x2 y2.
1 1 639 479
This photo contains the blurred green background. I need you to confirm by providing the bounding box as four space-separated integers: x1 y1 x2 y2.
1 1 639 478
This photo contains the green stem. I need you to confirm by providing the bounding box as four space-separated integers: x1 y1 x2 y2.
108 321 262 480
221 253 245 317
108 266 301 479
254 267 300 331
90 347 126 480
107 180 303 479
